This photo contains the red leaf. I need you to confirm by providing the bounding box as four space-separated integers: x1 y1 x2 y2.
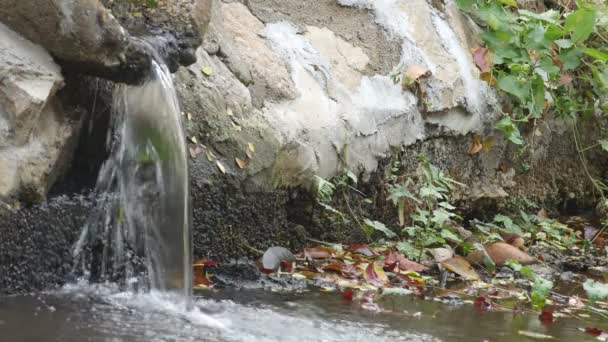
584 327 604 337
304 247 334 259
349 244 375 256
472 47 492 73
539 310 554 325
364 262 389 287
280 260 293 272
474 296 492 312
342 290 353 302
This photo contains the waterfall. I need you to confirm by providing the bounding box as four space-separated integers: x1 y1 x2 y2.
73 59 191 299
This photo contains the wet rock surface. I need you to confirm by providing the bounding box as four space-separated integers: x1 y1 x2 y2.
0 195 94 295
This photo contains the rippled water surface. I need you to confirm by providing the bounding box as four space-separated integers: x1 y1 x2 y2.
1 283 606 342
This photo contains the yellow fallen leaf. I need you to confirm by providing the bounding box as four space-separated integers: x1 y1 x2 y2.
188 136 198 144
468 135 483 155
205 150 215 162
235 157 248 169
441 256 480 281
482 136 494 152
202 66 213 76
248 143 255 153
480 72 497 86
216 160 226 174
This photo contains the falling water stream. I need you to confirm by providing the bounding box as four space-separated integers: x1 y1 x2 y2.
73 59 191 297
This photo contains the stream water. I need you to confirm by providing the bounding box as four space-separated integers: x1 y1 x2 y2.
2 284 607 341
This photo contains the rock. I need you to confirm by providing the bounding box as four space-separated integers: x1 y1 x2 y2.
589 266 608 279
219 2 296 104
431 247 454 263
0 24 80 202
467 242 537 266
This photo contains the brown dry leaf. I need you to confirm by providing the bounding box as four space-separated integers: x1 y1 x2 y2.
468 135 483 155
472 47 492 73
537 208 548 219
467 242 536 266
480 72 497 86
501 233 526 250
235 157 248 169
216 160 226 174
304 247 334 259
441 256 480 281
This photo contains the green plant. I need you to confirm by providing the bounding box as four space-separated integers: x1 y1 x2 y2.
388 156 465 260
457 0 608 197
507 260 554 310
475 210 578 247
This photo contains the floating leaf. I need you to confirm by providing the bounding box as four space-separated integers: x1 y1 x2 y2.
363 262 389 287
539 311 554 325
582 327 607 338
518 330 554 339
342 289 353 301
262 246 295 271
381 288 414 296
441 256 480 280
474 296 493 311
202 66 213 76
216 160 226 174
472 47 492 73
235 157 248 169
480 71 497 86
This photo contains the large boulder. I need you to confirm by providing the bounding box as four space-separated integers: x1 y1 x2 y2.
0 23 81 204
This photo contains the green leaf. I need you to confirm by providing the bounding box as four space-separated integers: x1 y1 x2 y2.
545 24 566 40
498 0 517 7
363 219 397 239
431 208 454 227
531 276 553 310
441 229 463 243
498 75 529 103
559 48 583 70
554 39 573 49
496 117 524 145
530 75 545 117
518 9 560 24
397 241 419 260
599 140 608 152
583 48 608 62
564 8 597 43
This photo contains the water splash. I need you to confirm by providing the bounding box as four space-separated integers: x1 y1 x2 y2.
73 59 191 298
